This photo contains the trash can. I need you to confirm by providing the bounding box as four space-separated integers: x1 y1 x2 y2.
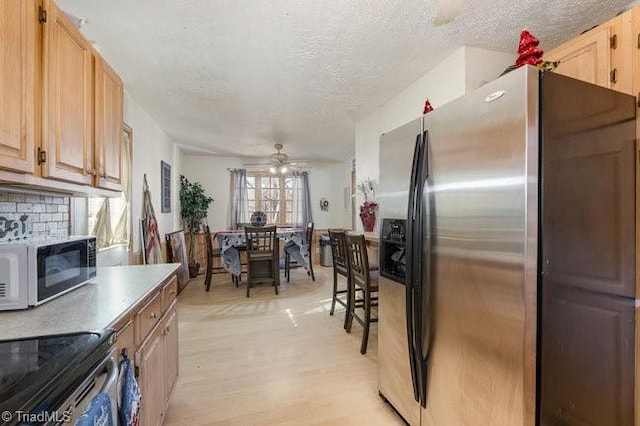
320 234 333 267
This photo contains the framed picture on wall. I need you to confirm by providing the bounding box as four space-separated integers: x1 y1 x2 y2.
161 161 171 213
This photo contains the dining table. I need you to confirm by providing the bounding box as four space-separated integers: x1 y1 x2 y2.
214 228 310 277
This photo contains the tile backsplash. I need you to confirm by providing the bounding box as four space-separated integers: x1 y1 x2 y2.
0 189 70 242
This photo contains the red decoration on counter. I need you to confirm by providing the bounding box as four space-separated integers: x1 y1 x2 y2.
515 29 544 67
360 201 378 232
423 99 434 114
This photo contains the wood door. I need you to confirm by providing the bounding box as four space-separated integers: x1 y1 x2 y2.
546 25 611 89
42 0 93 185
137 323 166 426
540 284 634 426
633 7 640 137
0 0 36 173
164 303 179 401
94 54 123 190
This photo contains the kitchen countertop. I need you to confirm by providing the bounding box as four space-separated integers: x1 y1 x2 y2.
0 263 180 340
364 232 379 245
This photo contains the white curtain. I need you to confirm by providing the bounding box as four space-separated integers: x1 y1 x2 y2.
92 199 113 249
90 127 132 249
112 129 132 245
292 171 312 227
229 169 249 229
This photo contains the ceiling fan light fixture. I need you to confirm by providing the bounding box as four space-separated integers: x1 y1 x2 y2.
269 166 277 174
279 165 288 174
433 0 464 26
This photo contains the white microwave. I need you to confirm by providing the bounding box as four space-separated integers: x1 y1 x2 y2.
0 236 97 311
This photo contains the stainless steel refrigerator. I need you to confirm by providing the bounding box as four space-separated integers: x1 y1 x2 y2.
377 66 637 426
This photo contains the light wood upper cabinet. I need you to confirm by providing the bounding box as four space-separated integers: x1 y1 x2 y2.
41 0 94 185
0 0 36 174
94 54 123 191
546 24 611 89
609 11 634 95
546 12 633 95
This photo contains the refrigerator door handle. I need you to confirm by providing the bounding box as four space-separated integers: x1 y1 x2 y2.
415 131 432 408
405 133 423 403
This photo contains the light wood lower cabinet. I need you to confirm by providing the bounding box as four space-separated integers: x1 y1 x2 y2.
164 304 179 402
109 272 179 426
114 318 135 363
138 319 167 426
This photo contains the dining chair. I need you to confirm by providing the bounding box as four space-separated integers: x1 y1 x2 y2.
244 225 279 297
344 233 379 354
232 223 249 285
203 225 226 292
284 222 316 282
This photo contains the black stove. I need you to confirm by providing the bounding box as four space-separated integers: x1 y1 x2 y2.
0 329 115 423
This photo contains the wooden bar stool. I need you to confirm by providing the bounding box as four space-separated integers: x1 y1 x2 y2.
328 229 352 329
344 233 379 354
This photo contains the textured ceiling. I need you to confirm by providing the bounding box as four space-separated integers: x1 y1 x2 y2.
58 0 636 161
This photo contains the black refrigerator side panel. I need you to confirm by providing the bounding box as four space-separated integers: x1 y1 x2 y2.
539 72 636 425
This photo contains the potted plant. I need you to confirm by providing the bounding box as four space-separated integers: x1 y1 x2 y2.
179 175 214 277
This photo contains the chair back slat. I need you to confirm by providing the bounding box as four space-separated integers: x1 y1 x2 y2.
345 234 370 289
305 222 314 246
244 226 277 252
204 225 214 263
328 229 348 269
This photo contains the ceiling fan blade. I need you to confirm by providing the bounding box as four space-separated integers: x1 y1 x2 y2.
433 0 464 26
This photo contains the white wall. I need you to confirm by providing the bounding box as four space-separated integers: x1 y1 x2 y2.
73 92 181 265
180 154 347 231
354 46 513 232
125 91 182 253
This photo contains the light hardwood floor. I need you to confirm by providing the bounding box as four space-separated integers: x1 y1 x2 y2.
163 266 405 425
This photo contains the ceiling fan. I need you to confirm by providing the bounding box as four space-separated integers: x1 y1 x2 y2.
242 144 309 174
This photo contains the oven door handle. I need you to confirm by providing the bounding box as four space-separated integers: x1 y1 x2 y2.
99 355 119 394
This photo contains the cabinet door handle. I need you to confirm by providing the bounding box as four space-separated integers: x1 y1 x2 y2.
150 311 157 319
610 68 618 84
637 92 640 108
637 33 640 49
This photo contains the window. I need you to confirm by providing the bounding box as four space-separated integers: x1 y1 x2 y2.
85 124 132 249
87 196 127 243
246 172 295 225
